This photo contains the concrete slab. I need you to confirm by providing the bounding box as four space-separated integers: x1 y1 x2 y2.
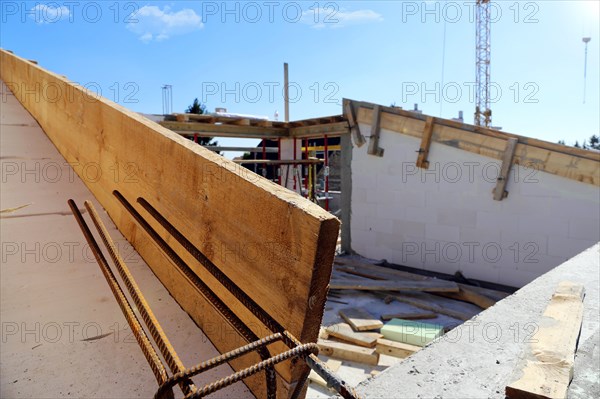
355 243 600 398
0 81 251 398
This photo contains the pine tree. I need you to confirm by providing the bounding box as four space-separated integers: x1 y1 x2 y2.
185 98 218 149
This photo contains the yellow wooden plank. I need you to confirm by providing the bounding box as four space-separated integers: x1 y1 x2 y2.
339 308 384 331
317 339 380 365
326 323 383 348
1 49 340 398
375 338 420 359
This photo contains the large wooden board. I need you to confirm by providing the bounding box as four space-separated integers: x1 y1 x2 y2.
1 49 340 398
505 282 585 399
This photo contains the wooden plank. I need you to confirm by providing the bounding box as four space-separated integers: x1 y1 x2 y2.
289 121 349 138
386 293 480 321
436 286 497 309
367 105 384 156
375 338 420 359
159 120 288 138
339 308 383 331
334 258 510 302
505 282 585 399
381 312 438 321
330 278 459 293
493 137 519 200
343 101 365 147
326 323 383 348
416 116 434 169
308 358 342 388
1 49 340 398
354 104 600 186
317 339 380 365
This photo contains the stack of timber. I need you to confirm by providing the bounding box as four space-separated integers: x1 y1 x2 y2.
318 255 512 378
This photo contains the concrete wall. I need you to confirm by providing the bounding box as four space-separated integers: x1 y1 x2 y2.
350 124 600 287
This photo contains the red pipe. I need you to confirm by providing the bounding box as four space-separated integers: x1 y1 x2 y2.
277 138 281 185
293 138 297 191
324 135 329 211
304 138 309 192
262 138 266 177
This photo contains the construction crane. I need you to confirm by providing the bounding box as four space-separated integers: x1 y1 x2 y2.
475 0 492 127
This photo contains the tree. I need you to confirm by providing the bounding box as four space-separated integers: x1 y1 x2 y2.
185 98 218 150
186 98 206 115
587 134 600 150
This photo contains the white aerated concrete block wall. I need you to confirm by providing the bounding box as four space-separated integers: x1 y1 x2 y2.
351 125 600 287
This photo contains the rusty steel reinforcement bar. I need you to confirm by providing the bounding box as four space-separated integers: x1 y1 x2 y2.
66 199 171 393
112 190 278 399
83 200 196 396
136 196 361 399
155 333 285 399
186 344 319 399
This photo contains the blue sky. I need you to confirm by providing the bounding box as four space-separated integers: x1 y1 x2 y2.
1 1 598 152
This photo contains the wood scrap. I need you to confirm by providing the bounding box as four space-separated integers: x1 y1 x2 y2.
326 323 383 348
436 285 496 309
308 358 342 388
384 292 480 321
381 312 438 321
329 278 459 293
505 282 585 399
339 308 384 331
317 339 379 365
375 338 421 359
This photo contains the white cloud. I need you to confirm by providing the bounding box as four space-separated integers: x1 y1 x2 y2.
302 8 383 29
127 6 203 42
29 4 70 24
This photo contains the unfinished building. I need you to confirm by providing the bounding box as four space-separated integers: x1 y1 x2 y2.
1 49 599 399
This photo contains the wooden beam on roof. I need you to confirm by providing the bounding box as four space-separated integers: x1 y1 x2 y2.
159 120 289 138
1 48 339 398
290 121 349 138
353 102 600 186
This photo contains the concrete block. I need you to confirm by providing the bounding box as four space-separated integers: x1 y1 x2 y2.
499 231 548 257
548 235 597 259
459 227 501 245
458 262 500 284
393 220 426 238
425 223 460 242
517 214 569 237
437 208 477 228
515 253 564 275
476 211 519 232
568 218 600 241
404 206 437 224
394 189 426 208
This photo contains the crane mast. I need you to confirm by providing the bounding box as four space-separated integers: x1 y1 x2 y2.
475 0 492 127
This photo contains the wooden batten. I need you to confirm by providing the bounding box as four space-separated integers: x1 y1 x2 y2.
493 138 518 201
1 49 340 398
367 105 384 157
416 116 434 169
343 100 366 147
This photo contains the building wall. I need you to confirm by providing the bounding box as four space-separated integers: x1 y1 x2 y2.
350 124 600 287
